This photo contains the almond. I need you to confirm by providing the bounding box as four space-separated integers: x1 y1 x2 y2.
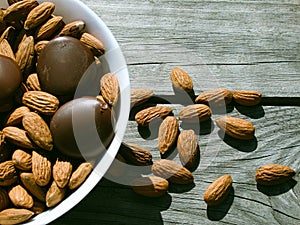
5 106 30 126
12 149 32 171
68 162 93 190
8 185 34 209
232 90 262 106
80 32 105 56
15 35 34 76
46 181 66 207
0 161 18 186
203 174 233 206
30 200 46 215
20 172 46 202
32 151 51 186
132 176 169 198
158 116 179 155
178 104 211 123
152 159 194 184
0 208 34 225
100 73 119 106
34 40 48 56
2 126 36 149
0 38 15 61
215 116 255 140
53 160 73 188
135 106 173 126
35 15 64 41
255 164 296 186
170 66 193 93
195 88 232 107
26 73 41 91
130 88 154 107
58 20 86 38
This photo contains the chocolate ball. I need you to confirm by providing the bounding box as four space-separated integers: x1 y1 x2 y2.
50 97 115 159
37 36 95 96
0 55 22 112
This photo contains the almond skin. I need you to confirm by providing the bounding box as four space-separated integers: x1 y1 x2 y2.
215 116 255 140
204 174 233 206
232 90 262 106
135 106 173 126
130 88 154 107
119 142 153 166
158 116 179 155
255 164 296 186
178 104 211 123
0 208 34 225
132 176 169 198
195 88 232 107
170 66 194 93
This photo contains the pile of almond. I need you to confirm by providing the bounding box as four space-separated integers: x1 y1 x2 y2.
0 0 118 224
128 66 296 209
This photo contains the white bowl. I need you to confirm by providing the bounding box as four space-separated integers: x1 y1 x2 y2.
0 0 130 224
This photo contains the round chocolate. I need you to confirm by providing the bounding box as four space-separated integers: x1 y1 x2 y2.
50 97 115 159
0 55 22 111
37 36 95 96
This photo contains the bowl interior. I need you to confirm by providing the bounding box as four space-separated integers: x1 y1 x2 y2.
0 0 130 224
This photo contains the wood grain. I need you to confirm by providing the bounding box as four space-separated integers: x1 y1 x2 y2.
51 0 299 224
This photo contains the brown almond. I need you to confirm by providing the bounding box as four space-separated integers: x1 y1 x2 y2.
215 116 255 140
80 32 105 56
53 160 73 188
0 187 9 211
20 172 46 202
158 116 179 155
170 66 194 93
135 106 173 126
68 162 93 190
0 38 15 61
255 164 296 186
22 112 53 151
22 91 59 115
132 176 169 198
0 208 34 225
5 106 30 126
130 88 154 107
0 161 18 186
32 151 51 186
12 149 32 171
8 185 34 209
178 104 211 123
15 35 34 75
35 15 64 41
232 90 262 106
34 40 48 56
24 2 55 30
203 174 233 206
58 20 86 38
26 73 41 91
2 126 36 149
177 130 200 172
100 73 119 106
152 159 194 184
119 142 153 166
46 181 66 207
195 88 232 107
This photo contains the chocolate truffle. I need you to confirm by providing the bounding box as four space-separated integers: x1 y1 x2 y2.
0 55 22 112
37 36 95 96
50 96 115 159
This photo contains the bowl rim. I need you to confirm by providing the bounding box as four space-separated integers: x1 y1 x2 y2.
0 0 130 224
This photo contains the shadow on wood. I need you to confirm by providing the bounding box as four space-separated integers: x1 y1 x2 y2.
217 131 258 152
137 119 164 140
129 103 157 121
257 179 297 196
168 182 196 194
234 104 265 119
207 187 234 221
181 118 215 135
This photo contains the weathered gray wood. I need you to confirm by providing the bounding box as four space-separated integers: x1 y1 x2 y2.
51 0 299 224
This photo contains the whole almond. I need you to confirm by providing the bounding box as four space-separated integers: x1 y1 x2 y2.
46 181 66 207
152 159 194 184
135 106 173 126
100 73 119 106
232 90 262 106
80 32 105 56
170 66 193 93
0 161 18 186
195 88 232 107
0 187 10 211
20 172 46 202
22 112 53 151
130 88 154 107
178 104 211 123
255 164 296 186
119 142 153 166
15 35 34 75
53 160 73 188
132 176 169 198
177 130 200 171
26 73 41 91
32 151 51 186
24 2 55 30
215 116 255 140
5 106 30 126
35 15 64 41
203 174 233 206
8 185 34 209
0 208 34 225
158 116 179 155
22 91 59 115
58 20 86 38
68 162 93 190
0 38 15 61
12 149 32 171
2 126 36 149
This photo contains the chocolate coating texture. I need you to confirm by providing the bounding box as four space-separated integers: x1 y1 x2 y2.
50 97 115 159
0 55 22 111
37 36 95 96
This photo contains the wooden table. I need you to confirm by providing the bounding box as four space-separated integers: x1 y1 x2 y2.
52 0 300 224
